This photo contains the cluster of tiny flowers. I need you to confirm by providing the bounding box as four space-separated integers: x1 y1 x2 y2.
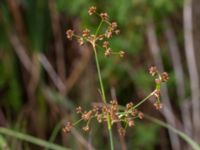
63 66 169 136
63 100 143 136
66 6 125 58
149 66 169 110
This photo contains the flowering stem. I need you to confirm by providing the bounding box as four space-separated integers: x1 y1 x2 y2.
93 45 114 150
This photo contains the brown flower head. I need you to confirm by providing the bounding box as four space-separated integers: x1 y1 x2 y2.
126 102 133 110
82 111 93 121
105 30 112 38
128 119 135 127
82 28 90 37
100 12 109 21
63 122 72 133
154 102 163 110
111 22 118 30
66 29 74 39
98 34 104 40
104 48 112 57
76 106 82 114
88 6 96 15
119 51 125 58
102 41 109 48
82 125 90 131
161 72 169 82
149 66 157 76
138 112 144 119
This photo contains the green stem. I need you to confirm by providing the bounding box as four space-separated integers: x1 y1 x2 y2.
95 20 103 36
93 46 114 150
133 91 155 109
145 115 200 150
93 46 107 104
46 122 62 150
0 127 69 150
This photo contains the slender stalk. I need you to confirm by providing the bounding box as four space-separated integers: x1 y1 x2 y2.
145 115 200 150
93 46 106 103
95 20 103 36
133 91 155 109
92 45 114 150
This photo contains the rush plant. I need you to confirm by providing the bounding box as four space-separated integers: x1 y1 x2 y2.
64 6 169 150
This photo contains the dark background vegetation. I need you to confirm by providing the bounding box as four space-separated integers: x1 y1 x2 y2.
0 0 200 149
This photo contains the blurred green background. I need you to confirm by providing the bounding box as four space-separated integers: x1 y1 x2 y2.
0 0 200 149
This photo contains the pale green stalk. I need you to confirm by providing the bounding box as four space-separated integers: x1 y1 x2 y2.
145 115 200 150
0 127 69 150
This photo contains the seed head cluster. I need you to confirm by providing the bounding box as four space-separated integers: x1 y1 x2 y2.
63 65 169 136
66 6 125 58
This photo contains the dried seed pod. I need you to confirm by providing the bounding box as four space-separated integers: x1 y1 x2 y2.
88 6 96 15
149 66 157 76
66 29 74 39
100 12 109 21
161 72 169 82
154 102 163 110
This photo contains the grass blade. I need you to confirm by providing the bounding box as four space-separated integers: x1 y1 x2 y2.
0 127 70 150
145 115 200 150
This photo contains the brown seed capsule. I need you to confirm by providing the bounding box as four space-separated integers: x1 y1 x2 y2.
62 122 72 133
126 102 134 110
76 106 82 114
88 6 96 15
82 125 90 131
100 12 109 21
98 34 104 40
105 30 112 38
128 119 135 127
66 29 74 39
131 109 138 117
104 48 112 57
138 112 143 119
82 111 93 121
149 66 157 76
102 41 109 48
119 51 125 58
82 28 90 37
161 72 169 82
111 22 117 29
154 102 163 110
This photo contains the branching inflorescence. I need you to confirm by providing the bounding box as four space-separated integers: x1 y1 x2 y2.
63 6 169 139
